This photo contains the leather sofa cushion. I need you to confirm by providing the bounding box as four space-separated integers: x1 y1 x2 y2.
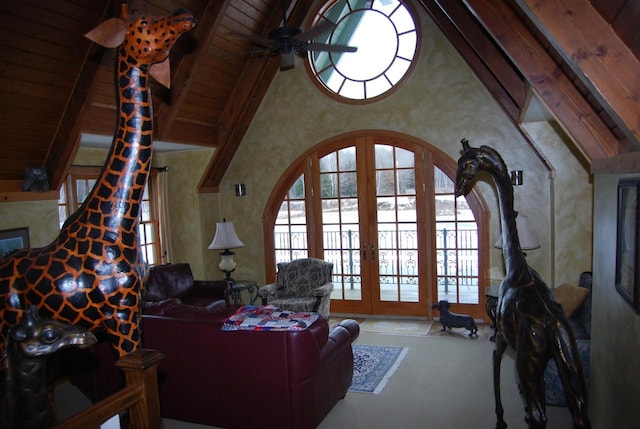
143 263 194 302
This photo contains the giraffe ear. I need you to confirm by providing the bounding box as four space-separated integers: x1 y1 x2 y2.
85 18 127 48
150 58 171 88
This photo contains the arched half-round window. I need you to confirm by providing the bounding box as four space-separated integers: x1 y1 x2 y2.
307 0 419 103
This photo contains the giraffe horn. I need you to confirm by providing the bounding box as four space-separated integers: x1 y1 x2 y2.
461 138 471 152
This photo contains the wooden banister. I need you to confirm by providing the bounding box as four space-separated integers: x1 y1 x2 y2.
53 349 164 429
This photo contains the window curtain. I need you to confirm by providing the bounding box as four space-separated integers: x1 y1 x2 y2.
157 167 173 264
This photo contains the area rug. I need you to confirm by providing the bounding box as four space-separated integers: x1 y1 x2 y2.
349 344 408 394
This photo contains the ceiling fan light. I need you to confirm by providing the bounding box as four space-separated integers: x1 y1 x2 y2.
280 51 295 71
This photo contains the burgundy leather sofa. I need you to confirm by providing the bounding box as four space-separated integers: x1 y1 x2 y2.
67 264 360 429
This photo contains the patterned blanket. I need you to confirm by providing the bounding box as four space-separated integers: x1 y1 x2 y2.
221 305 320 331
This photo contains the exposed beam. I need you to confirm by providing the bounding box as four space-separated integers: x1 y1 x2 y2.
463 0 620 162
198 0 316 191
516 0 640 148
155 0 231 141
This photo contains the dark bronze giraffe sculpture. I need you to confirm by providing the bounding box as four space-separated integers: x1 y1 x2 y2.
455 140 590 429
0 3 196 357
3 306 97 429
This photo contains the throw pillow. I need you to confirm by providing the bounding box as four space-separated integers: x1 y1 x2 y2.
552 283 590 317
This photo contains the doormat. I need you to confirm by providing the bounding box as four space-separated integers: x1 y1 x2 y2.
349 344 408 394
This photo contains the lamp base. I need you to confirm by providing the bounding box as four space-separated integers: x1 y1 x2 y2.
219 249 237 281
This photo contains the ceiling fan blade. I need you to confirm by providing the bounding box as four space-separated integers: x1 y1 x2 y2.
305 43 357 53
294 20 334 42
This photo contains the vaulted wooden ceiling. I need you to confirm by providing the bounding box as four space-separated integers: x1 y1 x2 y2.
1 0 638 200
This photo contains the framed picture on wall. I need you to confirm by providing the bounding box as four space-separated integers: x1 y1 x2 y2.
0 227 30 258
615 179 640 312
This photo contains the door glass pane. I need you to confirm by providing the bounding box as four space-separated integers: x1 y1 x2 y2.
434 167 479 304
275 174 309 263
375 144 419 302
320 147 362 301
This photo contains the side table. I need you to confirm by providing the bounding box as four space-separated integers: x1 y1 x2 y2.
485 284 499 342
230 280 259 308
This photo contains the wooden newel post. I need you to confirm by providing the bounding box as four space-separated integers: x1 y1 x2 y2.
115 349 165 429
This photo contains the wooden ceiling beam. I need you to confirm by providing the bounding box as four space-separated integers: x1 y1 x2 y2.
516 0 640 148
463 0 620 161
155 0 231 143
198 0 316 192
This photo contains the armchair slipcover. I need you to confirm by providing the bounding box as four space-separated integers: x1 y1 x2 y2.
258 258 334 317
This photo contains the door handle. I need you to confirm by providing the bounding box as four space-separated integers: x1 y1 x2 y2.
371 243 376 260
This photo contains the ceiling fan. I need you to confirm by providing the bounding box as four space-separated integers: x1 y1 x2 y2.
239 0 357 71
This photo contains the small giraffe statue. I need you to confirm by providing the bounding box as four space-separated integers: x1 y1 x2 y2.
3 306 97 429
455 140 590 429
0 3 196 357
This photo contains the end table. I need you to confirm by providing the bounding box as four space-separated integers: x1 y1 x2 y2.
230 280 259 307
485 284 499 342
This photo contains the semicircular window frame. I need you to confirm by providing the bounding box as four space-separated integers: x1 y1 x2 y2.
306 0 420 104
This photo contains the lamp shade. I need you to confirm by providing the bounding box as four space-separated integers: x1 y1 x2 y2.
208 221 245 250
495 214 540 250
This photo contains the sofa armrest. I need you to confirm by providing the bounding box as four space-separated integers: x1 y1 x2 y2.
258 283 277 304
312 282 334 297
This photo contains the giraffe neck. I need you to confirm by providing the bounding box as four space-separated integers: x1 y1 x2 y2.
73 48 153 239
5 347 50 427
490 163 529 277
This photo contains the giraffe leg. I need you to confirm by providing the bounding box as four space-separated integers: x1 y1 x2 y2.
553 322 591 429
493 333 508 429
515 328 547 429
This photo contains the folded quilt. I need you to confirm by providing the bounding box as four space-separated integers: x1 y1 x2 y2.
221 305 320 331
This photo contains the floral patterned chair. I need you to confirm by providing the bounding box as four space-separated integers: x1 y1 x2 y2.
258 258 334 317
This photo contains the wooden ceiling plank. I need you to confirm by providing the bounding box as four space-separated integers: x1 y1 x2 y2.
155 0 232 141
199 0 316 191
517 0 640 146
44 0 114 190
463 0 619 161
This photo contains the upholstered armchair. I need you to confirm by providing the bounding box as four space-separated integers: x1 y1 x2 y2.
258 258 334 317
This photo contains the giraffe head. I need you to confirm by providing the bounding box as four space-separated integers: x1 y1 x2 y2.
8 306 97 358
455 139 507 197
85 3 197 87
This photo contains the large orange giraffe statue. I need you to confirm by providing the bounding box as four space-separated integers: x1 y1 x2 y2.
0 3 196 357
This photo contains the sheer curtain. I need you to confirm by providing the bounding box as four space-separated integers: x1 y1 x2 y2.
157 167 173 264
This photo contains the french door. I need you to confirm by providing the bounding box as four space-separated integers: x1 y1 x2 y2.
266 132 486 319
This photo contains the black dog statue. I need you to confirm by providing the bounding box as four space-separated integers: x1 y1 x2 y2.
432 300 478 337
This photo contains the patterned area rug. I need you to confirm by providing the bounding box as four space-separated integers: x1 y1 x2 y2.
349 344 408 394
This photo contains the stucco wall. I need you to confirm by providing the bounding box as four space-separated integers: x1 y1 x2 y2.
592 166 640 428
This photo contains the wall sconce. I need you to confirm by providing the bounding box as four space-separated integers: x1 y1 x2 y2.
510 170 523 186
235 183 246 197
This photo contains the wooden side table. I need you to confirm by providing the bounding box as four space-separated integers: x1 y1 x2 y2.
230 280 259 307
